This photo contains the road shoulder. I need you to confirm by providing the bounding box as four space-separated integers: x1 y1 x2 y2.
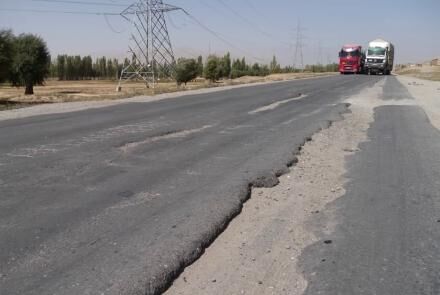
164 80 383 295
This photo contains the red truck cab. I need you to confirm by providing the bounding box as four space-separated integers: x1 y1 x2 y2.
339 44 364 74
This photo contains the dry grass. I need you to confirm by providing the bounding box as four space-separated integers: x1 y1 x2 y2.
0 72 337 105
396 65 440 81
0 80 210 104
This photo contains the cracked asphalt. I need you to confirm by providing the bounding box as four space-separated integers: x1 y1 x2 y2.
0 75 380 294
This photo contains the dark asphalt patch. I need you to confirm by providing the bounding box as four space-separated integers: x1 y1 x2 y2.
299 105 440 295
381 76 414 100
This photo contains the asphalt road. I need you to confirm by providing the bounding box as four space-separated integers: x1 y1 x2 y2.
300 78 440 294
0 75 380 294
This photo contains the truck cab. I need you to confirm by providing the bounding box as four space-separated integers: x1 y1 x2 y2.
365 39 394 75
339 45 364 74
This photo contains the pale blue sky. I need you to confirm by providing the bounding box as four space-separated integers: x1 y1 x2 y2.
0 0 439 65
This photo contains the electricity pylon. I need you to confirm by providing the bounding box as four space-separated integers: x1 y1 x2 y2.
293 19 305 70
117 0 182 90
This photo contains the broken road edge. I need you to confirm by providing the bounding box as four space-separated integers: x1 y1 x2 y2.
145 103 352 295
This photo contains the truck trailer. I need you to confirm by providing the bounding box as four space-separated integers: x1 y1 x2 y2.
338 44 364 74
364 39 394 75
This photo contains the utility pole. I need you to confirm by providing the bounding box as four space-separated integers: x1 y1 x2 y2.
117 0 182 91
293 19 305 70
318 40 323 65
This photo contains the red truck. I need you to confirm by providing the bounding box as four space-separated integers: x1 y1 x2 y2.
338 44 364 74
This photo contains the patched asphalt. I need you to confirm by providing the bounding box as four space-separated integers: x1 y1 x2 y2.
300 77 440 295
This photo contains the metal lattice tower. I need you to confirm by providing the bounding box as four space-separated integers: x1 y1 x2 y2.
117 0 182 90
293 19 305 70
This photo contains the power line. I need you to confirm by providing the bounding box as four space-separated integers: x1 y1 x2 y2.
242 0 264 18
180 9 267 62
166 13 187 30
215 0 292 48
32 0 127 7
4 1 268 64
0 8 120 15
104 14 126 33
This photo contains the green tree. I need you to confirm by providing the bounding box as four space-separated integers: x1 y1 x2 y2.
175 58 198 86
49 56 57 78
231 58 243 78
240 57 246 71
196 55 203 77
82 55 93 80
204 55 220 82
66 56 74 80
251 63 261 76
99 57 107 79
107 58 114 79
73 55 82 80
10 34 50 95
222 52 231 78
0 30 14 83
260 64 270 76
269 55 280 73
56 55 66 81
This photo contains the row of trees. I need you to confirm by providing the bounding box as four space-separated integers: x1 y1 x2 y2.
50 52 337 85
0 30 50 95
50 55 125 81
175 53 338 85
0 29 339 94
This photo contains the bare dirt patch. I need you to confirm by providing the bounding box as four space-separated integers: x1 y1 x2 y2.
0 73 337 105
0 80 206 103
396 65 440 81
232 72 337 84
397 75 440 129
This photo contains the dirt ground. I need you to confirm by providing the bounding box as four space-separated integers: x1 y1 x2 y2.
165 76 440 295
396 65 440 81
0 80 205 104
397 75 440 129
0 73 336 105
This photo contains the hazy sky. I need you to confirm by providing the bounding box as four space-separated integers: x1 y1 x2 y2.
0 0 439 65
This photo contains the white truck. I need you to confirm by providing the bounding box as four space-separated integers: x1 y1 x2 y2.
364 39 394 75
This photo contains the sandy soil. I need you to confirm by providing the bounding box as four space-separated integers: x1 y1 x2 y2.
396 75 440 129
396 65 440 81
165 76 440 295
232 73 337 84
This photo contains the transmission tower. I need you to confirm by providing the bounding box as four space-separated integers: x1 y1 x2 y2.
293 19 305 70
117 0 182 90
318 40 323 65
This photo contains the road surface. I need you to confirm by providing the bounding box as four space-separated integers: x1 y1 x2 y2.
1 75 390 294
